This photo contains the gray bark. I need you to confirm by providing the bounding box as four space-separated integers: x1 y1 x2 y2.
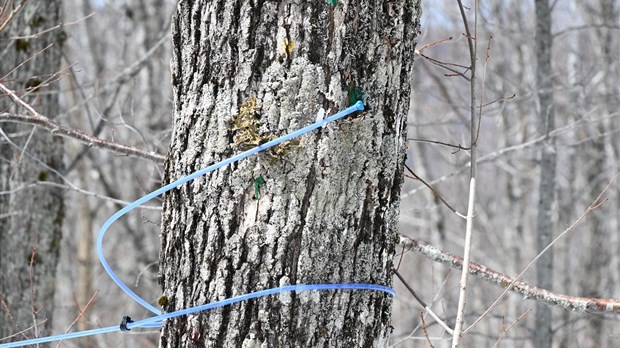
0 0 65 340
159 1 420 347
534 0 557 347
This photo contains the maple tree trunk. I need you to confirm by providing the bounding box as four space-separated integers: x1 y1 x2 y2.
159 1 421 346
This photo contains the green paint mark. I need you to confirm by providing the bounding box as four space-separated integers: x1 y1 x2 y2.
347 84 365 107
327 0 338 5
254 176 266 200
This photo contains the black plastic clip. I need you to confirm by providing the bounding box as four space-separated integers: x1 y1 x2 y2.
119 316 134 331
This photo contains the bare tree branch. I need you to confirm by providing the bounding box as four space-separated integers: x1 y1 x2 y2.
0 111 165 163
399 235 620 314
0 180 161 210
394 269 454 335
401 112 620 198
404 163 466 219
1 78 164 163
0 0 28 33
400 170 620 319
452 0 479 345
553 23 620 38
8 12 95 40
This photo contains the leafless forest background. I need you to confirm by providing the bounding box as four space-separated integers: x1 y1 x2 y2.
1 0 619 347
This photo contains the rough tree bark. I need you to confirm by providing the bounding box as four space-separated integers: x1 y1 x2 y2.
534 0 557 347
0 0 65 340
159 1 420 347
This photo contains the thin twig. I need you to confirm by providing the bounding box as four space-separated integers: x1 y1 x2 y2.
399 223 620 314
491 309 531 348
415 36 454 54
0 126 160 209
452 0 479 346
394 270 454 335
29 237 40 340
418 53 471 80
479 94 515 108
389 268 453 347
463 170 620 334
401 112 620 198
419 312 436 348
8 12 95 40
1 43 54 87
553 23 620 38
0 181 162 210
0 0 29 33
404 164 466 219
0 318 46 342
56 290 99 348
407 138 470 151
474 36 492 145
0 112 165 163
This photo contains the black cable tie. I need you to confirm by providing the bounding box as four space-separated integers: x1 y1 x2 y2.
119 316 134 331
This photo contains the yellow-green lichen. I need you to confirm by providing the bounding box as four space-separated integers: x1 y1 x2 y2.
231 97 300 163
158 295 169 307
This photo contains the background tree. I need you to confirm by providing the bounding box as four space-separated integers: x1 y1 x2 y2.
0 0 65 340
158 1 421 346
533 0 556 346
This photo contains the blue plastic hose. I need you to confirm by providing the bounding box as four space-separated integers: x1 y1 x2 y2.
0 283 393 348
96 100 366 315
0 101 399 348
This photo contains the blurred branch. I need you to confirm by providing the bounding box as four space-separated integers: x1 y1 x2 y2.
404 163 466 219
8 12 95 40
399 233 620 315
553 23 620 38
0 111 165 163
465 170 620 333
402 112 620 198
0 180 161 210
0 0 26 33
0 81 165 163
394 269 454 335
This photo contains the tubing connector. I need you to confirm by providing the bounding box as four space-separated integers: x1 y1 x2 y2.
353 100 365 111
119 316 134 331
